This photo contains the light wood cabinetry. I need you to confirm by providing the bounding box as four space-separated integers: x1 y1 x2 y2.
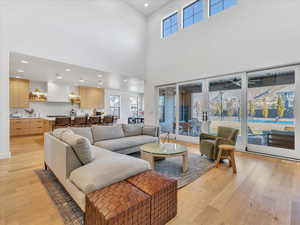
79 86 104 109
10 78 30 108
10 118 53 137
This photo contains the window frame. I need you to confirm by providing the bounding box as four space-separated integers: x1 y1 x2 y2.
209 0 237 17
161 11 179 38
109 95 121 119
129 95 139 118
181 0 204 29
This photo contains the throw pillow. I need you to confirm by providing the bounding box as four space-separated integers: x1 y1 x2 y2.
52 128 74 139
61 132 95 165
70 127 94 144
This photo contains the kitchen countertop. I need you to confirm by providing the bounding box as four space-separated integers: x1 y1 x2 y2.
10 116 56 121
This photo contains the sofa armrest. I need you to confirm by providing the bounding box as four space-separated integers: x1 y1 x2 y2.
143 125 160 137
44 133 82 183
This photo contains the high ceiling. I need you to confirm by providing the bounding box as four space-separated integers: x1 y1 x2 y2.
9 52 144 93
122 0 174 16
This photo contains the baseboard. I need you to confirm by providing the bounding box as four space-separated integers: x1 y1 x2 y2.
0 151 11 159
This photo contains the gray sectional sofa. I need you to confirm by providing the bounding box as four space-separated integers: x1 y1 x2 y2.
44 124 159 211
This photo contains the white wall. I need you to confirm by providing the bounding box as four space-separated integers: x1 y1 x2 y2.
0 8 10 159
144 0 300 125
0 0 147 158
4 0 147 78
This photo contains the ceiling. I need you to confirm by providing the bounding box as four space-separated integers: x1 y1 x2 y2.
122 0 174 16
9 52 144 93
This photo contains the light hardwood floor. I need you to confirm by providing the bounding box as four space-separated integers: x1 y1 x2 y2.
1 135 300 225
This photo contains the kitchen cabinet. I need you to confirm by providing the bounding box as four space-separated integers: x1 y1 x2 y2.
9 78 30 108
79 86 104 109
10 118 53 137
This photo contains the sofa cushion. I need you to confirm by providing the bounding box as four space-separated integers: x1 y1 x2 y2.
92 125 125 142
52 128 73 139
142 126 158 137
70 127 94 144
69 148 150 193
122 124 142 137
61 132 95 165
94 135 159 152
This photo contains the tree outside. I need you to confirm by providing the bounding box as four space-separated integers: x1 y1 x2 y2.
276 95 285 118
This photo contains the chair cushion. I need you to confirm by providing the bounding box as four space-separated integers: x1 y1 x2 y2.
69 148 150 193
61 132 95 165
94 135 159 152
201 139 216 150
70 127 94 144
122 124 142 137
91 125 125 142
142 125 158 137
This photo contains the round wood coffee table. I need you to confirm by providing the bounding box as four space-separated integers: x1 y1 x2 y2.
141 143 189 173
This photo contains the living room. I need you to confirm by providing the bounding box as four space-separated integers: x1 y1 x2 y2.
1 0 300 225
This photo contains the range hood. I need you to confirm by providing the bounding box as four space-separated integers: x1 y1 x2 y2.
47 82 70 103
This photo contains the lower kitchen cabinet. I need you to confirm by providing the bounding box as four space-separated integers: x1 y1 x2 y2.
10 118 53 137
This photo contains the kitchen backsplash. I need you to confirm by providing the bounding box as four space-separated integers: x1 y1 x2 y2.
10 102 104 117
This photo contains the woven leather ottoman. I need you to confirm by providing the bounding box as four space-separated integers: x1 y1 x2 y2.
85 181 151 225
127 170 178 225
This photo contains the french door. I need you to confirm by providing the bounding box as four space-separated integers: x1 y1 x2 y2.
158 75 243 145
157 65 300 159
246 66 300 159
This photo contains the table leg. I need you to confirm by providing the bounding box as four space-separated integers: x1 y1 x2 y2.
142 152 155 169
182 152 188 173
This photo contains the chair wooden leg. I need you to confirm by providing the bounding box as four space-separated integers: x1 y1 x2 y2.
215 148 223 168
230 151 237 174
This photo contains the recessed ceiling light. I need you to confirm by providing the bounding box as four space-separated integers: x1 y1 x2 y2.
56 74 63 79
97 74 103 78
17 69 24 73
79 78 85 83
98 81 103 86
65 68 71 72
144 2 149 7
123 79 128 83
21 60 29 64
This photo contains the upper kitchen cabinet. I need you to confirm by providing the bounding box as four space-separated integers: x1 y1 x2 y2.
10 78 30 108
79 86 104 109
47 82 70 102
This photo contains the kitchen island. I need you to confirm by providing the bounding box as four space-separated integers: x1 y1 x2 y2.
10 117 54 137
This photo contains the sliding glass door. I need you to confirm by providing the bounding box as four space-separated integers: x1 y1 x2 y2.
178 82 204 137
246 67 299 158
158 86 176 134
207 76 242 145
156 65 300 159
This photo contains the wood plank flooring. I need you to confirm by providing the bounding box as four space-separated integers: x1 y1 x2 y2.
1 135 300 225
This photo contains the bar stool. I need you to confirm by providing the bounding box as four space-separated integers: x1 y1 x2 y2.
88 116 100 126
72 116 87 127
215 144 237 174
54 117 71 129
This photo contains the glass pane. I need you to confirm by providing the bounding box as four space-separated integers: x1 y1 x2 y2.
224 0 237 9
171 14 178 25
184 6 193 20
163 27 171 37
130 96 139 117
171 24 178 33
194 0 203 13
247 71 295 150
184 17 193 28
163 18 171 28
194 12 203 23
179 83 203 137
208 77 241 146
159 86 177 134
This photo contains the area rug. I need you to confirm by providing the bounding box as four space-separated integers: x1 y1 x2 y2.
131 151 214 188
35 152 213 225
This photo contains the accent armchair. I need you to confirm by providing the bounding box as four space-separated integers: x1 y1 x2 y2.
200 126 239 160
